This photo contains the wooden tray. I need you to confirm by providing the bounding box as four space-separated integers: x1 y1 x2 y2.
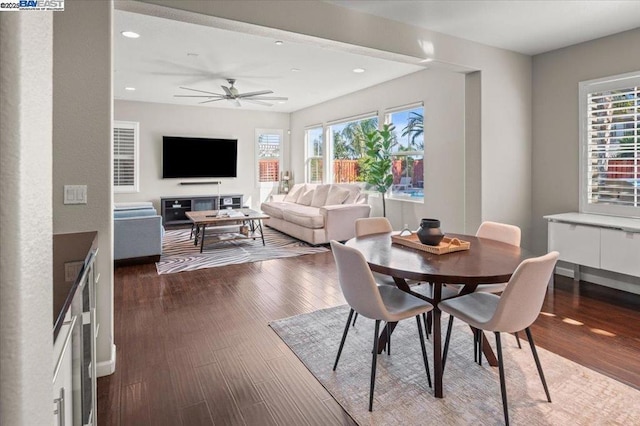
391 233 470 255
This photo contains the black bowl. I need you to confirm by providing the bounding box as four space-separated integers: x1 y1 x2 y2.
417 232 444 246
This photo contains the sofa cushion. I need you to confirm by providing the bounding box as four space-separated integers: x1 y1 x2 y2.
311 184 331 207
260 201 287 219
282 205 324 229
332 183 362 204
114 201 154 210
114 207 157 219
284 184 305 202
325 185 350 205
297 186 315 206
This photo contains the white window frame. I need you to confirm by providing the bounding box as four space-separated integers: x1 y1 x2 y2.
385 103 424 203
113 121 139 193
255 128 283 187
305 125 324 183
579 71 640 217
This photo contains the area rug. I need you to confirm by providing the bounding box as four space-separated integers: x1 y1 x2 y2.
156 227 328 274
270 305 640 425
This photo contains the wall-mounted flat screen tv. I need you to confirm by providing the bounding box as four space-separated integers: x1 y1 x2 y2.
162 136 238 178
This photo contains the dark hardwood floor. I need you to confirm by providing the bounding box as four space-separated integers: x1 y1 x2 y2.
98 252 640 425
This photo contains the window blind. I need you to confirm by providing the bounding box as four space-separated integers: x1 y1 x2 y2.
585 83 639 209
113 122 138 192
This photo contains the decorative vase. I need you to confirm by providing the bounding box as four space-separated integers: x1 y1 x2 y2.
417 218 444 246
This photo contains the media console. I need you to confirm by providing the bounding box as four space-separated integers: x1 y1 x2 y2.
161 194 244 226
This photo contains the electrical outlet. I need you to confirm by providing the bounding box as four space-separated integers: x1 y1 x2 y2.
64 185 87 204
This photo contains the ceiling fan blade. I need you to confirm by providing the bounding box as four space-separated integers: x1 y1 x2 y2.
174 95 224 98
243 99 273 107
244 96 288 101
222 85 233 97
234 99 242 107
237 90 273 98
179 86 223 96
198 98 226 104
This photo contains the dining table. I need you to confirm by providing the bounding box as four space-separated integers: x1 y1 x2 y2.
345 232 532 398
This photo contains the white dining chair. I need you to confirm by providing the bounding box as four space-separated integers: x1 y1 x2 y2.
351 218 396 327
438 251 558 426
331 241 434 411
444 221 524 355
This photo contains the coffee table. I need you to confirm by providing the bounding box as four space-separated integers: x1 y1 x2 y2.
186 208 269 253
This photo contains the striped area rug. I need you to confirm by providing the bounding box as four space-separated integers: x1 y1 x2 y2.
156 226 329 274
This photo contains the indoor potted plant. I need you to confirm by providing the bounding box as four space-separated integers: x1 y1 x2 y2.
363 123 395 217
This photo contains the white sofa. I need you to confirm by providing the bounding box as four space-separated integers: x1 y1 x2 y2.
260 183 371 245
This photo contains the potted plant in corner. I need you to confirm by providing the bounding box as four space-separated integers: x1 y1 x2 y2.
363 123 395 217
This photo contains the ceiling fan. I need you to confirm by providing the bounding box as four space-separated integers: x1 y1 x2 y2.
174 78 288 107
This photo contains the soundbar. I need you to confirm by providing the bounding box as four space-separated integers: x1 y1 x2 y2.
179 181 221 185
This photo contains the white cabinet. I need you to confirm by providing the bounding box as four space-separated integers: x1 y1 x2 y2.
545 213 640 278
548 222 600 268
600 229 640 277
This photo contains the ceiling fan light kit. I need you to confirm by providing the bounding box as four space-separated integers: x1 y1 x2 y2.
174 78 288 107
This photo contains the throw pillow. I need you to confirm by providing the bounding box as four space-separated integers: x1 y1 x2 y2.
284 184 304 202
325 186 350 205
297 187 315 206
310 184 331 207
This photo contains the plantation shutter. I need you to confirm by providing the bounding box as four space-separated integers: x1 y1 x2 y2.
580 73 640 216
113 121 139 192
257 132 281 182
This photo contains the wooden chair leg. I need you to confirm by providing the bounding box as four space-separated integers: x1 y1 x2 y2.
333 308 354 371
525 327 552 402
422 312 430 340
352 312 358 327
369 320 381 412
495 332 510 426
442 315 454 371
514 331 522 349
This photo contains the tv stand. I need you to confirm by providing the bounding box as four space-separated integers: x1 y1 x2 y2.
161 194 243 226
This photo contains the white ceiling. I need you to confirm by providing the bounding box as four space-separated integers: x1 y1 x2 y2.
328 0 640 56
114 1 640 112
114 10 424 113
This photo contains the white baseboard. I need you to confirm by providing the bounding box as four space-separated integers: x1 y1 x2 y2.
96 343 117 377
555 266 640 295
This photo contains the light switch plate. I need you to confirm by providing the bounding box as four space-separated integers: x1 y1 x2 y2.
64 185 87 204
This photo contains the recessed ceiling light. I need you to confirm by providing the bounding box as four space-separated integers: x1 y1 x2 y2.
277 100 287 104
125 87 136 91
186 52 199 57
121 31 140 39
275 40 284 45
290 68 301 72
352 68 365 73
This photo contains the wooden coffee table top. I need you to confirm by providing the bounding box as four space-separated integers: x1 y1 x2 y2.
186 208 269 225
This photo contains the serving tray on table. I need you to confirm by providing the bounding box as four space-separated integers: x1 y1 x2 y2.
391 232 470 255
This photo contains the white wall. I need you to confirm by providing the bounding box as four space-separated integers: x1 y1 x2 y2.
53 1 115 375
290 69 466 233
532 27 640 291
114 100 290 210
0 12 53 426
140 0 534 247
532 27 640 253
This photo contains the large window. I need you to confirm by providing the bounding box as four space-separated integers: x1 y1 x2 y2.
256 129 282 183
305 126 323 183
329 115 378 183
386 105 424 201
113 121 139 193
580 73 639 217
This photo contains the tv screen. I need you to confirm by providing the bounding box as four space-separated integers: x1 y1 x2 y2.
162 136 238 178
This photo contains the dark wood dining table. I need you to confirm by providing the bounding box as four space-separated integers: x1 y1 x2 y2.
345 232 531 398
